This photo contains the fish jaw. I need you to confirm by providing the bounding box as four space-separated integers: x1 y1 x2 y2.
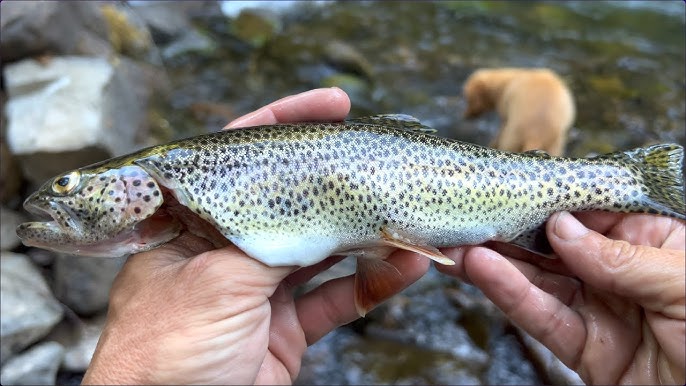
17 210 182 257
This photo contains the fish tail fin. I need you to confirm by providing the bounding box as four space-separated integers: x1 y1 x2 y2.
610 144 685 219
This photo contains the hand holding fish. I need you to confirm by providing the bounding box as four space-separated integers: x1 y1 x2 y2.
439 211 685 385
82 88 430 384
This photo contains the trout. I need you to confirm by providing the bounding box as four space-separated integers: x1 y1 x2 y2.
17 115 686 314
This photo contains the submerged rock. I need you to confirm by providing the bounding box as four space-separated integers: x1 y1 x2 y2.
0 208 25 251
518 329 584 385
0 141 22 205
0 253 63 364
0 1 112 62
0 341 64 385
4 56 147 184
231 9 280 48
46 313 106 372
52 255 125 316
484 332 541 385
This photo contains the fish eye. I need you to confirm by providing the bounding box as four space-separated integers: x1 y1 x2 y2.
52 171 80 195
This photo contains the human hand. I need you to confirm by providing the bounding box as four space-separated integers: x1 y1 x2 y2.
438 211 685 385
82 88 430 384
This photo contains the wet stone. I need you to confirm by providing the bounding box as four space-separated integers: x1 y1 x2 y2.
0 253 63 364
46 312 106 372
4 56 147 184
52 254 125 316
484 331 542 385
0 1 111 62
0 140 22 205
518 328 584 385
0 207 25 251
0 341 64 385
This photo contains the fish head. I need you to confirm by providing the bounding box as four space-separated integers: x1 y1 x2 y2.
16 164 181 257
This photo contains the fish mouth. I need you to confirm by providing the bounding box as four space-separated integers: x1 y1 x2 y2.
18 198 82 240
23 200 55 222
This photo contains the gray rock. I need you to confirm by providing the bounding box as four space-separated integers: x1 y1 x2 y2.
0 341 64 385
484 332 542 385
364 268 489 367
518 328 584 385
0 253 63 364
0 208 25 251
0 1 111 62
24 248 57 268
0 140 22 205
161 29 216 60
45 312 106 372
4 56 147 184
129 2 192 44
323 40 374 80
53 255 125 316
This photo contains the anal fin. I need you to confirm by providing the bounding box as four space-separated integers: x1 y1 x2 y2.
380 227 455 265
510 223 554 258
354 257 403 317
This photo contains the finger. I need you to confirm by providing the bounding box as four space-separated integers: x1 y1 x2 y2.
461 247 586 367
437 246 472 284
261 284 305 383
283 256 346 287
548 211 686 318
296 250 429 345
574 211 684 248
572 211 626 234
224 88 351 129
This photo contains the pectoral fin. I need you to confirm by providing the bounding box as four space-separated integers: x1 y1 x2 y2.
354 257 404 317
380 227 455 265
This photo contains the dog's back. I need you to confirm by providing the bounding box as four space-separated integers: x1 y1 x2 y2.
463 68 575 156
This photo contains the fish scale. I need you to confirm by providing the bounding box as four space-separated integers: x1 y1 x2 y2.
16 115 685 314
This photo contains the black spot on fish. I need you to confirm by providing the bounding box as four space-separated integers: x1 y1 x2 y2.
134 207 141 214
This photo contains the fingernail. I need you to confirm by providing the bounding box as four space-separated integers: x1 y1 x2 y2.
553 211 589 240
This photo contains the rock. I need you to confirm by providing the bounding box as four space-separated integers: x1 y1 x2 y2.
0 341 64 385
25 248 57 268
0 207 25 251
4 56 147 184
52 255 125 316
297 325 482 385
129 1 193 44
364 268 489 367
0 140 22 206
161 29 216 60
100 4 153 58
0 2 112 62
322 40 374 80
0 253 63 364
484 332 542 385
231 9 280 48
517 328 584 385
46 312 106 372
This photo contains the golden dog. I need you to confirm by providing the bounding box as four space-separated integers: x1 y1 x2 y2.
463 68 575 156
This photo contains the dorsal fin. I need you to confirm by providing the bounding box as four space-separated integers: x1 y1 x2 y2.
346 114 437 133
523 149 552 158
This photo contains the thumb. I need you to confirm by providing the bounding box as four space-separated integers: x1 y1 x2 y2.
547 211 685 317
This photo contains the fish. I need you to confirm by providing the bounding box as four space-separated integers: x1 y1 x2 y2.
17 115 686 315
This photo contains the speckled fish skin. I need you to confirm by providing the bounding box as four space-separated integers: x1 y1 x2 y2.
17 115 686 265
